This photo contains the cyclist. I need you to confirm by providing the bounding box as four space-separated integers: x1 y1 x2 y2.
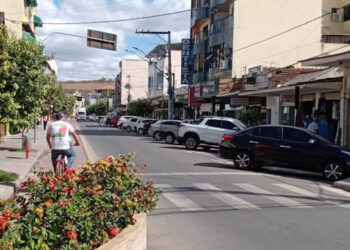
46 111 80 169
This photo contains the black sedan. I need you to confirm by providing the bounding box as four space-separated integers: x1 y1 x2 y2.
219 125 350 181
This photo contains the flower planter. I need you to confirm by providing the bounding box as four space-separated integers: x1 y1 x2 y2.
97 213 147 250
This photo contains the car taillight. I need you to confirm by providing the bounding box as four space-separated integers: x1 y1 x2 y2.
222 135 234 141
179 123 185 128
149 125 152 129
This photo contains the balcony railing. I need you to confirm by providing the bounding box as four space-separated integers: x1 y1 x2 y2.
191 6 209 27
209 16 233 47
211 0 233 8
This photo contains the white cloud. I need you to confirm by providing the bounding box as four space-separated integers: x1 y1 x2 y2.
37 0 191 81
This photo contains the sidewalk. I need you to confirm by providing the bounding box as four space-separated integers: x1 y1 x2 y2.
0 121 88 200
334 177 350 192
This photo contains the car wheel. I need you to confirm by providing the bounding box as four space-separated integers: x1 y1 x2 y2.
323 161 346 181
202 146 211 152
127 126 132 132
234 152 253 169
165 134 175 144
154 132 162 141
138 128 144 135
185 136 198 150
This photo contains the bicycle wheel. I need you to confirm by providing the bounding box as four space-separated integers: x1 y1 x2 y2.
54 159 65 173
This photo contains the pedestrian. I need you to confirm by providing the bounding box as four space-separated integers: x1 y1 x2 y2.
43 117 48 131
318 113 330 140
303 115 312 128
307 117 319 134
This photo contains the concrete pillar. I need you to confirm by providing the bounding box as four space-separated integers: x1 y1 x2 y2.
211 97 216 116
315 91 321 112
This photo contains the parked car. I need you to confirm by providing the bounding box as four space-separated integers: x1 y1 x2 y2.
148 120 182 144
148 120 164 140
219 125 350 181
178 117 246 150
117 116 136 129
123 117 139 132
136 119 157 135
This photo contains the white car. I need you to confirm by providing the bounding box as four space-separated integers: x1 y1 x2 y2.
117 116 136 129
123 117 139 132
178 117 247 150
136 118 157 135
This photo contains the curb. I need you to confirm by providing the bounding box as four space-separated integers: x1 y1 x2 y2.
0 145 47 200
73 121 97 161
334 178 350 192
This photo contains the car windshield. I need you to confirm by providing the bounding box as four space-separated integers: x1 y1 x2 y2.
78 112 85 115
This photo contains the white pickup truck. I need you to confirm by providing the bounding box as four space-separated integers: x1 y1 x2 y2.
178 117 246 150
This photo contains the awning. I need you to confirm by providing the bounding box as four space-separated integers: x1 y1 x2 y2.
34 15 43 27
22 31 35 42
26 0 38 7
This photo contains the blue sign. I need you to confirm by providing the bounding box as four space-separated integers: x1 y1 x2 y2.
181 39 191 85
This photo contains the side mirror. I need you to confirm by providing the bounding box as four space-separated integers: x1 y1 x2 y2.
308 139 316 144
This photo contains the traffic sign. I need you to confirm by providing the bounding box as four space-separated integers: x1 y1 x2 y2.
87 29 117 51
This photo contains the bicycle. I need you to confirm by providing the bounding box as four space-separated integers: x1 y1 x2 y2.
54 153 68 173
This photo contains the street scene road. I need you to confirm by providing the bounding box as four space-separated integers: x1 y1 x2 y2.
78 122 350 250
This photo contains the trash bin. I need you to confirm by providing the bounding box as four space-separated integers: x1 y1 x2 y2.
22 134 32 150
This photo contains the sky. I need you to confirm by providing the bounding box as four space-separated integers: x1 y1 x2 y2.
36 0 191 81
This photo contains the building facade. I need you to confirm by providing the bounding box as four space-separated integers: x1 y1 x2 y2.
232 0 350 77
0 0 42 40
118 59 149 106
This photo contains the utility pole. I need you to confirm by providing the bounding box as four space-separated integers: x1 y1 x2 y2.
135 30 173 120
126 75 131 105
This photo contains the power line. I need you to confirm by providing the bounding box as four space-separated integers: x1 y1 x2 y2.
6 9 190 25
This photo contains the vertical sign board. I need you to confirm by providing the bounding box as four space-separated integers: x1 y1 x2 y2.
181 39 191 85
87 29 117 51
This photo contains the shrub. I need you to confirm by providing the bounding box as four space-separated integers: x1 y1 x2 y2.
0 153 160 249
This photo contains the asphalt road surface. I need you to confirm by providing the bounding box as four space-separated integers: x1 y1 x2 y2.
77 122 350 250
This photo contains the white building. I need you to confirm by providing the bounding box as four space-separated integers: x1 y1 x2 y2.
119 59 148 105
147 44 182 100
232 0 350 77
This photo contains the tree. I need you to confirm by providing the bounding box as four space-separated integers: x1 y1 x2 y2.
0 26 50 132
87 100 108 116
43 82 76 116
127 99 153 117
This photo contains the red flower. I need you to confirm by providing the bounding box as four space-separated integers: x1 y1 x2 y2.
147 198 152 203
63 169 76 180
12 213 21 220
99 213 105 220
53 177 59 184
138 193 144 198
2 210 11 218
97 190 104 195
113 200 120 205
90 189 96 195
107 228 119 237
70 188 77 195
48 183 56 192
67 230 77 240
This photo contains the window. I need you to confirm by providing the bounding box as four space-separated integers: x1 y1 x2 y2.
206 119 222 128
222 121 236 130
344 5 350 22
173 122 181 126
283 128 310 143
162 121 173 125
148 77 153 88
259 127 282 140
131 118 137 122
157 72 163 84
245 127 259 137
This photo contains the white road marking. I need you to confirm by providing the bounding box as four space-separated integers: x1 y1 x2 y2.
141 171 262 176
194 183 259 210
155 184 203 212
235 183 312 209
275 183 350 208
311 184 350 198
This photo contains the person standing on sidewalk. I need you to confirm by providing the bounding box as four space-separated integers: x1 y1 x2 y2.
46 112 80 169
43 116 48 131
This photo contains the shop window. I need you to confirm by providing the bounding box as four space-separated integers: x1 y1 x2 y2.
344 5 350 22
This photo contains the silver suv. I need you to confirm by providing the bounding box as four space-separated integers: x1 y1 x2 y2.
148 120 182 144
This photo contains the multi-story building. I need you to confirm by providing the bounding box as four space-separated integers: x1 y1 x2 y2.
232 0 350 77
190 0 234 117
0 0 42 40
119 59 148 106
147 43 184 118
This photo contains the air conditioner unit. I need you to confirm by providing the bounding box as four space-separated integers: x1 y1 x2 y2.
219 60 229 70
331 13 342 22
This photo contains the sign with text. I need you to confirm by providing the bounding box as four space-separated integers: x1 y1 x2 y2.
194 83 201 98
87 29 117 51
230 96 249 107
181 39 191 85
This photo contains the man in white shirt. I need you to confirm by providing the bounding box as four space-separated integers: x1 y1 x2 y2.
46 111 80 169
307 117 319 134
